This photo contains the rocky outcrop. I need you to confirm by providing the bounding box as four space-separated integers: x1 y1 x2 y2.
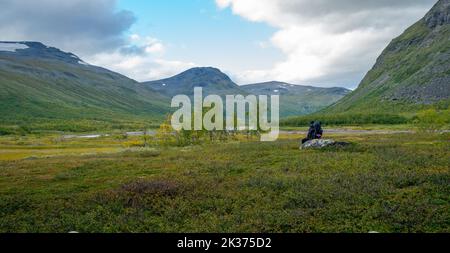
325 0 450 113
425 0 450 28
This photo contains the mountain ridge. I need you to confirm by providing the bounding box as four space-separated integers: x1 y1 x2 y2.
240 81 350 117
325 0 450 114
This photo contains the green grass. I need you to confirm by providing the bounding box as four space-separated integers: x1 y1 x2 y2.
0 131 448 232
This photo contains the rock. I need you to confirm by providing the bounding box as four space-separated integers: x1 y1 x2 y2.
300 139 350 149
301 139 335 149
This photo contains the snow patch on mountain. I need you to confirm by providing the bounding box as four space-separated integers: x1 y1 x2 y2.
0 42 29 52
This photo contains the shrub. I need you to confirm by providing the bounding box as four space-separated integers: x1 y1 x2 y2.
119 180 180 208
0 127 14 136
120 180 179 196
155 115 176 147
413 108 449 132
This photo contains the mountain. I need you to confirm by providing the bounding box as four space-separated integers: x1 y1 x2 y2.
143 67 246 97
0 41 170 130
144 68 350 117
0 41 349 132
241 81 350 117
326 0 450 114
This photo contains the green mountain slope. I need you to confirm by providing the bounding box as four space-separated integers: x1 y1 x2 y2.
326 0 450 114
0 42 170 131
241 81 350 117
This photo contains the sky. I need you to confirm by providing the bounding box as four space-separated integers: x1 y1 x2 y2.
0 0 437 88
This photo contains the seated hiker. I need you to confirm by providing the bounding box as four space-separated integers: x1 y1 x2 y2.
302 121 323 144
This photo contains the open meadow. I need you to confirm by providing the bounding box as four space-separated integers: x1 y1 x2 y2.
0 130 448 233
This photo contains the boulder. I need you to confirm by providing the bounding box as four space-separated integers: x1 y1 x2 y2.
300 139 349 149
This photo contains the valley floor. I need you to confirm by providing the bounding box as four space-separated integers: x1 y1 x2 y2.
0 131 448 232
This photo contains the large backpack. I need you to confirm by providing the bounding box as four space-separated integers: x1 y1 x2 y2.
313 121 323 139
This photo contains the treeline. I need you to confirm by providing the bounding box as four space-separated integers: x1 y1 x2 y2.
0 119 161 135
281 108 450 129
282 99 450 127
281 113 410 127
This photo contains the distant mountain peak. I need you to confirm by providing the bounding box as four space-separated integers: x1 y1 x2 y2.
184 66 223 73
176 67 232 82
0 41 86 66
143 66 241 96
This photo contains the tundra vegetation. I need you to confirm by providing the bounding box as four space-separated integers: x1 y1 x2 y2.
0 124 448 232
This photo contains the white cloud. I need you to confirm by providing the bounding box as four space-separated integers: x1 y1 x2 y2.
0 1 194 82
217 0 435 87
145 42 165 55
83 34 194 81
85 36 196 81
131 35 166 55
0 0 135 54
130 34 141 41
